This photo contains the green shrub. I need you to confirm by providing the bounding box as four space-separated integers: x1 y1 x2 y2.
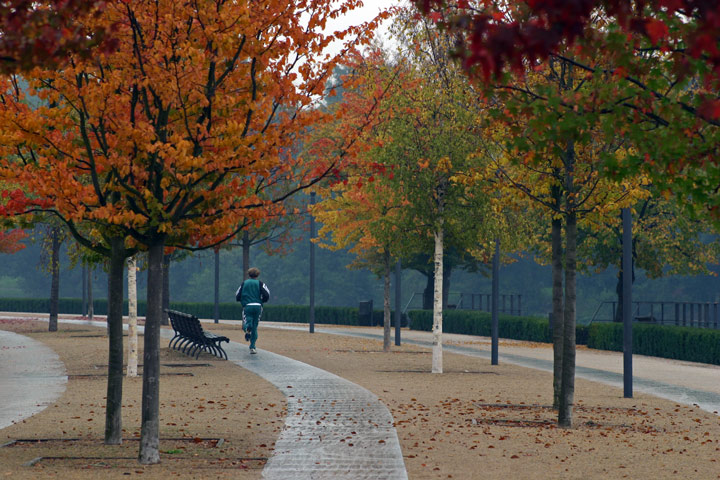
587 322 720 365
0 297 360 326
409 310 593 346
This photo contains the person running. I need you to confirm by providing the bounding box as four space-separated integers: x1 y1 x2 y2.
235 267 270 354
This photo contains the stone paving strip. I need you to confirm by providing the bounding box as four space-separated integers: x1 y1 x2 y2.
0 316 408 480
0 329 67 430
224 342 407 480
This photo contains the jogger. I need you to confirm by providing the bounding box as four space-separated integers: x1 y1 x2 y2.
236 267 270 354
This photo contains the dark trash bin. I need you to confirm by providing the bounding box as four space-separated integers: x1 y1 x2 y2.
358 300 373 326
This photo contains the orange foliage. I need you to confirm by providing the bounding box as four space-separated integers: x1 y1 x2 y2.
0 0 388 249
0 229 26 254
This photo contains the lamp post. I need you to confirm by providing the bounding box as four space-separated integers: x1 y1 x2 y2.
394 260 402 346
491 238 499 365
309 191 316 334
622 207 633 397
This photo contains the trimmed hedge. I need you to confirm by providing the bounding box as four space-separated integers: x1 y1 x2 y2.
0 297 408 327
588 322 720 366
407 309 720 366
0 297 363 326
408 309 589 344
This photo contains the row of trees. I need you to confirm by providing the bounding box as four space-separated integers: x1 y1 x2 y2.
306 2 720 431
1 0 719 456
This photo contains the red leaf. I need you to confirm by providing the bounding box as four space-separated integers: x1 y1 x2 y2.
645 19 668 45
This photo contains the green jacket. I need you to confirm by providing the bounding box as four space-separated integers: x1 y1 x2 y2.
235 278 270 306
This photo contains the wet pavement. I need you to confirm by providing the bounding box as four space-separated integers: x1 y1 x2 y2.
0 329 67 430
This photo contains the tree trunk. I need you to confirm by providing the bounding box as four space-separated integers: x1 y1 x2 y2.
558 140 577 428
105 236 126 445
383 249 391 352
394 260 402 346
551 185 564 409
139 236 165 464
161 254 170 326
87 266 94 320
442 265 451 310
48 226 61 332
82 264 87 318
127 256 138 378
615 234 636 323
214 248 220 323
422 272 433 310
432 227 444 374
615 269 623 322
242 230 250 280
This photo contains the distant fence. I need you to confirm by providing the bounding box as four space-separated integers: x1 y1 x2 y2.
403 292 522 316
591 301 720 329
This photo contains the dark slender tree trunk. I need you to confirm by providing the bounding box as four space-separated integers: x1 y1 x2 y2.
394 260 402 346
82 264 87 318
242 230 250 280
139 236 165 464
87 267 94 320
558 138 577 428
615 233 636 322
161 254 170 326
214 248 220 323
105 236 126 445
559 209 577 427
615 270 623 322
383 249 391 352
422 272 433 310
551 185 564 409
442 265 451 310
49 226 61 332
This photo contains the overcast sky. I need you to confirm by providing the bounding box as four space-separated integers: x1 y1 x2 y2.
322 0 404 55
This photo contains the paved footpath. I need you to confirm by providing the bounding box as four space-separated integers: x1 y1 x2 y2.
0 329 67 430
0 315 408 480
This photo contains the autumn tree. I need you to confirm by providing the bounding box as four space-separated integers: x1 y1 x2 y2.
408 1 719 427
313 9 516 372
480 44 662 426
412 1 720 218
0 0 116 73
0 0 385 464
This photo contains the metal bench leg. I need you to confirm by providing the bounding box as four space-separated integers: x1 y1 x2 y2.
216 341 228 360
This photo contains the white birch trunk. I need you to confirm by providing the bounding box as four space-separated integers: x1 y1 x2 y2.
432 227 444 373
127 256 138 378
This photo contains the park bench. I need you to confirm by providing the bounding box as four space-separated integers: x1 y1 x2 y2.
166 309 229 360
